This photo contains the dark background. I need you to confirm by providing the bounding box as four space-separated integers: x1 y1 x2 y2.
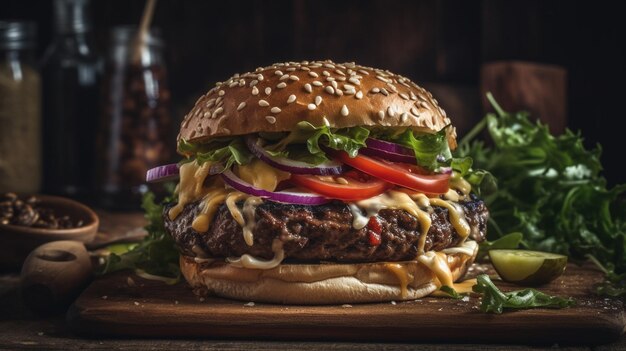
4 0 625 185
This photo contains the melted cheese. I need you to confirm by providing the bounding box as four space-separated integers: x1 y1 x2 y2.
227 239 285 269
242 197 263 246
450 175 471 197
385 263 411 298
192 188 228 232
418 251 454 288
169 161 212 220
429 198 470 241
225 192 248 226
236 159 290 191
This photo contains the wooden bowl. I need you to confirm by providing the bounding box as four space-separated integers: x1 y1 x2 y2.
0 195 99 270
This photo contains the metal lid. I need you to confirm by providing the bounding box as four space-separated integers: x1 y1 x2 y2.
0 21 37 50
53 0 93 34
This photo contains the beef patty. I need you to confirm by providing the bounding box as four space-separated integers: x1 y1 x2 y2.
163 194 488 263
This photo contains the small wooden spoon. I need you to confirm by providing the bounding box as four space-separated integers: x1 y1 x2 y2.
20 240 92 314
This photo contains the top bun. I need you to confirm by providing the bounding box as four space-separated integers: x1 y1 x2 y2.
178 60 455 152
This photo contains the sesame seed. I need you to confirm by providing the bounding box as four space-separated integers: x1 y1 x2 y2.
249 79 258 87
280 74 289 81
358 69 370 75
259 100 270 107
324 63 335 69
271 107 281 114
300 66 311 71
378 110 385 119
287 94 296 103
325 86 335 94
348 77 360 85
322 70 330 77
307 103 316 110
275 70 283 76
323 116 331 126
223 128 231 134
212 107 224 118
380 88 389 96
265 87 272 95
344 84 355 90
326 77 335 82
401 113 409 123
304 83 313 93
277 82 287 89
341 105 349 116
265 116 277 124
203 111 210 118
344 88 355 95
376 75 390 83
355 91 363 99
312 81 323 87
387 106 396 117
387 83 398 93
286 67 296 71
335 69 346 76
371 87 380 93
315 96 322 105
410 91 417 100
228 81 238 88
237 102 246 111
420 101 429 108
335 89 344 96
206 98 216 108
218 90 225 96
331 81 338 89
400 93 409 100
257 74 264 81
410 107 420 116
289 75 299 81
337 76 346 81
238 79 245 87
252 86 259 95
308 71 319 78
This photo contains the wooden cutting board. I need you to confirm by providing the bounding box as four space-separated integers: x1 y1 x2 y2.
67 262 624 344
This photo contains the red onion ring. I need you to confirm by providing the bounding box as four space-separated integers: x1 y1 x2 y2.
221 169 329 205
246 135 345 175
146 163 180 183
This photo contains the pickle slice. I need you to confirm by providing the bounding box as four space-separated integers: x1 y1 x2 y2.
489 249 567 286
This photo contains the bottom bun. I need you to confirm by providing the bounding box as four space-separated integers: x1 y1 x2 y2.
180 243 477 304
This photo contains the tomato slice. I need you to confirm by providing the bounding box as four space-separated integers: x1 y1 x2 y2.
290 170 392 201
330 151 450 194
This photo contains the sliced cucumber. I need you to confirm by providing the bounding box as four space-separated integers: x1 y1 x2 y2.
489 249 567 286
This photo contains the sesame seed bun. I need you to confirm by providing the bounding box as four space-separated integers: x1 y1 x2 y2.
179 244 476 304
177 60 456 153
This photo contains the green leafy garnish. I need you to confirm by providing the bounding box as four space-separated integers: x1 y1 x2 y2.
457 93 626 298
473 274 575 313
192 138 253 170
97 187 181 281
388 127 451 171
439 285 463 299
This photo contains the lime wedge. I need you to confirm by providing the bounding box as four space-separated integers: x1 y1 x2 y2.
489 249 567 286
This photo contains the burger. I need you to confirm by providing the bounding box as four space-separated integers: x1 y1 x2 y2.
158 60 488 304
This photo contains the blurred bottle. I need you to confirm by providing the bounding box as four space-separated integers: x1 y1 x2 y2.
0 21 41 194
41 0 102 200
96 26 172 210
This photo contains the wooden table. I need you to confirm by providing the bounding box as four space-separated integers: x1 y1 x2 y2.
1 211 625 350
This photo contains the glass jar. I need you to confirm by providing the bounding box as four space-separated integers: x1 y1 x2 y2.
96 26 172 210
0 21 41 194
41 0 102 200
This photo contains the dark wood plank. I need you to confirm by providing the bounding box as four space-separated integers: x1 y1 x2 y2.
67 263 624 344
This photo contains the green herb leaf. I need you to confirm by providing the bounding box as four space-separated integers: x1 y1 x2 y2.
457 93 626 298
440 285 463 299
388 127 451 171
97 186 181 281
195 138 253 170
478 232 523 260
473 274 575 313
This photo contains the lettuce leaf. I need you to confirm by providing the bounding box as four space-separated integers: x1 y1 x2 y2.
179 138 253 171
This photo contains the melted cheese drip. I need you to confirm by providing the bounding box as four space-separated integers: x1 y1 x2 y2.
227 239 285 269
225 192 248 226
242 197 263 246
453 278 477 294
417 251 454 288
385 263 412 298
192 188 228 232
429 198 470 241
352 190 432 254
169 161 212 220
450 175 471 197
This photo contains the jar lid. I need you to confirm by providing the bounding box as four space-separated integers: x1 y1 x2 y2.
0 21 37 50
53 0 93 34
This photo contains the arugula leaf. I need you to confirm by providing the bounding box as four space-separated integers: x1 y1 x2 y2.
457 93 626 298
440 285 463 299
473 274 575 313
97 186 181 281
388 127 451 170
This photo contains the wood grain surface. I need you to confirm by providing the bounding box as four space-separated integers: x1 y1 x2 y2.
67 262 624 344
